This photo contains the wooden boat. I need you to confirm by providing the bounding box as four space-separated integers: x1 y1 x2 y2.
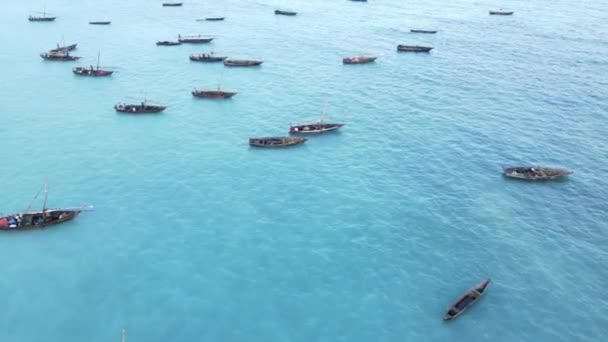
503 166 572 181
397 45 433 52
178 34 214 43
40 51 80 61
89 21 111 25
156 41 181 46
290 122 344 134
490 9 514 15
115 101 167 114
162 2 183 6
192 89 237 99
350 0 368 2
410 29 437 34
73 53 113 77
249 137 307 148
343 56 377 64
224 59 263 67
50 43 77 53
204 17 225 21
275 10 297 16
189 53 227 62
28 7 56 22
444 279 491 321
0 183 90 231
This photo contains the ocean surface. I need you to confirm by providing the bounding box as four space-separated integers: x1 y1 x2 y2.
1 0 607 341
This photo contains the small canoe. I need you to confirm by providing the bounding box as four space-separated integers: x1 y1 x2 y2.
192 89 237 99
444 279 491 321
115 103 167 114
89 21 111 25
249 137 307 148
190 53 227 62
343 56 377 64
163 2 183 6
204 17 225 21
410 29 437 34
224 59 263 67
275 10 297 16
290 122 344 134
489 9 514 15
397 45 433 52
503 166 572 181
156 41 181 46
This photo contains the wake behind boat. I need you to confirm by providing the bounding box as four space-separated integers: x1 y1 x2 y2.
249 137 307 148
503 166 572 181
444 279 491 320
0 183 91 231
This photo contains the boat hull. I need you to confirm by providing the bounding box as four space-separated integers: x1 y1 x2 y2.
29 17 56 22
224 60 263 67
343 57 377 64
157 41 181 46
0 210 80 231
444 279 491 320
190 55 227 62
249 137 307 148
397 45 433 52
490 11 514 15
503 167 572 181
410 29 437 34
275 10 297 16
192 91 237 99
290 123 344 134
50 43 77 53
89 21 111 25
73 67 113 77
115 104 166 113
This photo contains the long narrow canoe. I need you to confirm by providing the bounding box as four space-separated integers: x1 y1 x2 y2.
444 279 491 320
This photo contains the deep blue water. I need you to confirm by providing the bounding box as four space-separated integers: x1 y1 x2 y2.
1 0 607 341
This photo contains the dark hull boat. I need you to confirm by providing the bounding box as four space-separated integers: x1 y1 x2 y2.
411 29 437 34
275 10 297 16
40 52 80 61
343 56 377 64
490 10 514 15
503 166 572 181
89 21 111 25
249 137 307 148
73 66 113 77
397 45 433 52
204 17 225 21
190 54 227 62
224 59 263 67
115 103 167 114
290 122 344 134
163 2 183 6
444 279 491 321
178 35 214 43
50 43 77 53
29 16 56 22
157 41 181 46
192 90 237 99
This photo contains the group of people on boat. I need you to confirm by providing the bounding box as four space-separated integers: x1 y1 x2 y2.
0 213 43 229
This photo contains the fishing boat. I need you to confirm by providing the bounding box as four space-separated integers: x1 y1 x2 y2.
343 56 377 64
162 2 183 6
490 9 514 15
290 122 344 134
40 51 80 61
224 59 263 67
350 0 368 2
192 89 237 99
502 166 572 181
410 29 437 34
189 53 227 62
204 17 225 21
73 52 113 77
249 137 307 148
89 21 111 25
275 10 297 16
397 45 433 52
50 43 77 53
156 41 181 46
28 7 56 21
178 34 214 43
444 279 491 320
115 101 167 114
0 183 91 231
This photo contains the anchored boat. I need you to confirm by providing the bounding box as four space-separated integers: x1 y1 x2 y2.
50 43 77 53
444 279 491 320
192 89 237 99
89 21 111 25
397 45 433 52
0 183 91 231
490 9 514 15
249 137 307 148
290 122 344 134
410 29 437 34
28 7 56 21
275 10 297 16
115 101 167 114
41 51 80 61
224 59 263 67
204 17 225 21
73 52 113 77
343 56 377 64
162 2 183 6
178 34 214 43
156 41 181 46
190 53 227 62
503 166 572 181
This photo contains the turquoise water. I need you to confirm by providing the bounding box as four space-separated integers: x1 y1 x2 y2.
1 0 607 341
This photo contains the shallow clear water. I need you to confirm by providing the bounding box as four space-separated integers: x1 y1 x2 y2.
1 0 607 341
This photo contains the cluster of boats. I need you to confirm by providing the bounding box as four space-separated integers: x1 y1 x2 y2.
250 116 346 148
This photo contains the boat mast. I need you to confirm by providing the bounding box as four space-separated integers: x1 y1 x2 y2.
122 329 126 342
96 51 100 71
42 181 49 213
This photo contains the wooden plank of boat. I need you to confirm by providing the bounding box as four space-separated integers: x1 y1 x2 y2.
444 279 491 321
290 122 344 134
275 10 297 16
223 59 263 67
503 166 572 181
397 45 433 52
192 89 237 99
489 9 514 15
249 137 307 148
163 2 183 6
343 56 377 64
89 21 111 25
410 29 437 34
156 41 181 46
114 103 167 114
